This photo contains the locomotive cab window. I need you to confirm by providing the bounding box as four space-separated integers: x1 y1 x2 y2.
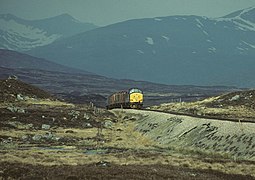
129 88 142 94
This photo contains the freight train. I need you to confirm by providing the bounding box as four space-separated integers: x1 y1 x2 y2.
106 88 143 109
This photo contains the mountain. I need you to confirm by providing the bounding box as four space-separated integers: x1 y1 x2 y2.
0 49 92 74
28 7 255 87
0 13 98 51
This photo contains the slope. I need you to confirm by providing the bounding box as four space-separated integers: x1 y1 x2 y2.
0 49 91 74
0 78 52 102
150 88 255 121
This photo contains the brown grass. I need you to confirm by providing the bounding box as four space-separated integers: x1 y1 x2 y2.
1 148 254 177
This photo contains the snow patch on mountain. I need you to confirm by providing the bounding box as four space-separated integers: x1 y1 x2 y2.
0 14 97 51
195 18 209 36
215 7 255 32
195 18 204 28
242 41 255 49
208 47 216 53
215 17 231 22
154 18 162 21
239 7 255 16
0 19 61 39
145 37 154 45
202 30 209 36
233 17 255 32
161 35 169 42
137 50 144 54
0 19 61 51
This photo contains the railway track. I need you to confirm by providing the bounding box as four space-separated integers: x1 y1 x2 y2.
137 108 255 124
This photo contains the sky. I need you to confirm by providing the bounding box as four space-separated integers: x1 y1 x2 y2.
0 0 255 26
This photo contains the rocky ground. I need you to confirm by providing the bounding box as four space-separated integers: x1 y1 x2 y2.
0 79 254 179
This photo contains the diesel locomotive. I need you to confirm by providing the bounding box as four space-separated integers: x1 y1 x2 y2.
106 88 143 109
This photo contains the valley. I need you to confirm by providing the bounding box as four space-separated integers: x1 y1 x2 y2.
0 49 237 107
0 66 236 107
1 4 255 180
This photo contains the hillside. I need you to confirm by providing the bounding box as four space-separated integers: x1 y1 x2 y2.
150 89 255 121
0 49 91 74
0 66 237 107
0 13 98 51
27 7 255 87
0 78 52 102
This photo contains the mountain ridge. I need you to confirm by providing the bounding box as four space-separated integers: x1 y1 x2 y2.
0 13 98 51
27 7 255 87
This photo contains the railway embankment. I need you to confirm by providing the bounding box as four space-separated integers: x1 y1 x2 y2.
112 109 255 161
150 89 255 122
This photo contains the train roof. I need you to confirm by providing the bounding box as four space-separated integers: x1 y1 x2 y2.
107 88 143 98
129 88 143 94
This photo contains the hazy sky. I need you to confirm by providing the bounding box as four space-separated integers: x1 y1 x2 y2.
0 0 255 26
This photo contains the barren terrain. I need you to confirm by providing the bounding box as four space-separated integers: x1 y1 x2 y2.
0 79 254 179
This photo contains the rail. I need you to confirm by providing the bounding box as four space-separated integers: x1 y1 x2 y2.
131 108 255 124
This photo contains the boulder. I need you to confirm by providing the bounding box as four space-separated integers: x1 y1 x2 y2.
83 113 90 120
6 106 25 113
32 134 42 141
83 122 93 128
43 132 53 140
104 120 113 129
42 124 50 130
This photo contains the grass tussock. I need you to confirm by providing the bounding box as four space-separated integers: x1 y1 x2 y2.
24 99 74 107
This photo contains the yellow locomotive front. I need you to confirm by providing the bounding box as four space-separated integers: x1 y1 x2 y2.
129 88 143 109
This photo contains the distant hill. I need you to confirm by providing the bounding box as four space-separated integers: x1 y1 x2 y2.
0 66 238 107
0 13 98 51
206 89 255 109
28 7 255 87
0 49 92 74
